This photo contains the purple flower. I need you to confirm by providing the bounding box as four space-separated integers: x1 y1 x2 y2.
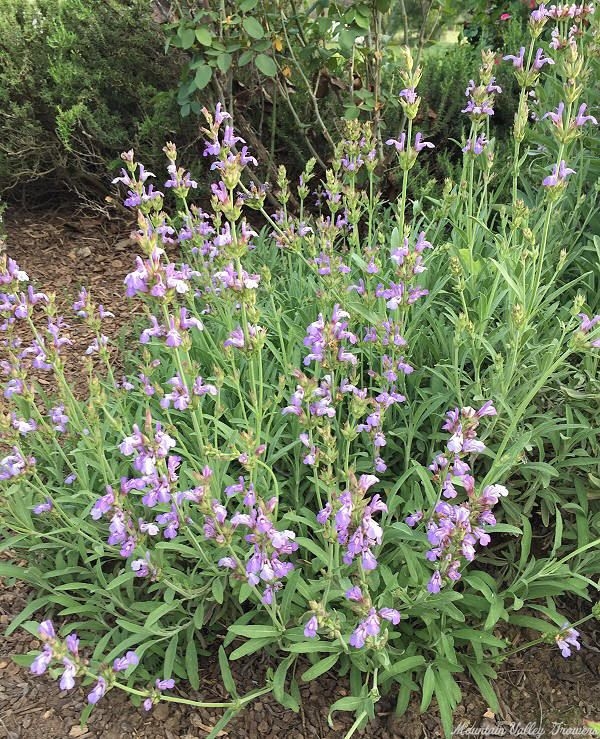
405 511 423 527
316 502 332 525
131 552 154 578
30 645 53 675
193 376 218 396
224 326 245 349
39 620 56 641
113 651 139 672
542 160 575 187
49 405 69 432
427 571 442 594
374 457 387 473
414 132 434 152
574 103 598 127
345 586 363 602
555 624 580 658
33 498 53 515
578 313 600 333
0 447 32 480
90 487 115 520
87 677 107 704
349 622 368 648
399 87 418 103
304 615 318 638
379 607 401 625
462 134 488 155
156 678 175 691
530 5 548 23
476 401 497 417
542 101 565 127
65 633 79 656
385 133 406 152
503 47 525 69
532 48 554 70
60 658 77 691
11 414 37 435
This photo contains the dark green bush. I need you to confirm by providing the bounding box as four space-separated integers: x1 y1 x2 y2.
0 0 193 201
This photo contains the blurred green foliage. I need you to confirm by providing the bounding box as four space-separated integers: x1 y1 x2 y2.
0 0 192 202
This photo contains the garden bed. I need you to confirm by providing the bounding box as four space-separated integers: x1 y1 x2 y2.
1 209 598 739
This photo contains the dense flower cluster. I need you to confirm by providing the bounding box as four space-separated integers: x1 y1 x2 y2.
405 403 509 593
303 304 358 368
88 421 214 574
207 479 298 605
317 473 386 571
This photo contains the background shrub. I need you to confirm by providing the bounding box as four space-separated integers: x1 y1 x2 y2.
0 0 193 203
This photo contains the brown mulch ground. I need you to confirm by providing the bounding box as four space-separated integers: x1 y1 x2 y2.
1 209 599 738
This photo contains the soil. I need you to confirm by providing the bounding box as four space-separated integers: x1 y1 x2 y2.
1 209 599 739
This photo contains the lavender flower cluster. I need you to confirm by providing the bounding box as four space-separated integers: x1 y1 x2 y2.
216 480 298 605
405 403 510 594
29 620 173 709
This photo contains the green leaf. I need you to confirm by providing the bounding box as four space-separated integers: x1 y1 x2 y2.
193 603 205 629
164 633 179 679
6 596 51 636
205 708 238 739
381 655 426 681
452 629 506 648
195 27 213 46
106 570 135 591
12 653 35 667
301 653 339 681
469 665 499 713
229 636 276 660
436 687 455 739
255 53 277 77
239 0 258 9
217 53 232 73
353 11 371 30
180 27 196 49
239 49 254 66
228 624 281 639
116 619 152 635
420 665 435 712
343 105 361 120
0 563 29 580
280 569 299 622
186 637 200 690
328 696 365 725
218 646 238 697
144 601 179 630
272 654 296 703
484 596 507 630
212 577 224 604
286 640 341 654
339 28 359 50
193 64 213 90
242 17 264 39
295 537 328 566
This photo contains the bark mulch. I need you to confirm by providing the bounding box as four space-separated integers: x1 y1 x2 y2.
1 209 599 738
